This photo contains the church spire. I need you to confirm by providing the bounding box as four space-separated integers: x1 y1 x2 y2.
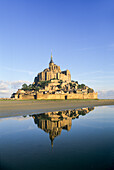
50 52 54 64
51 52 53 61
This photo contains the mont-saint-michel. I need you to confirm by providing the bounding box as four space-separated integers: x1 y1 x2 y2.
11 54 98 100
1 1 114 170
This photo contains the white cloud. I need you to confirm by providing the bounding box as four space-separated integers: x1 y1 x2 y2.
0 80 32 98
0 90 10 94
98 90 114 99
10 80 31 89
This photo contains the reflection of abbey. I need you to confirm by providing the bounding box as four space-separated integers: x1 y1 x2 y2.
11 54 98 100
31 107 94 148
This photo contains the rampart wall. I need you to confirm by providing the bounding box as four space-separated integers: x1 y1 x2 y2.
19 94 35 100
36 92 98 100
18 92 98 100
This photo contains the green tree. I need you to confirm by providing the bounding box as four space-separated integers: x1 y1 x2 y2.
40 80 51 89
78 84 85 89
22 83 28 90
87 88 94 93
35 86 40 91
28 84 32 90
71 80 75 82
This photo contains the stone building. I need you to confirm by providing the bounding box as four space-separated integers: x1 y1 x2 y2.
34 54 71 84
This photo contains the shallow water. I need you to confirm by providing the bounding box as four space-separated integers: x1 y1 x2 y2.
0 106 114 170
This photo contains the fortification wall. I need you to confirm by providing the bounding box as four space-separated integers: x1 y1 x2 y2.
18 92 98 100
36 92 98 100
84 92 98 99
67 92 98 99
36 93 65 100
19 94 35 100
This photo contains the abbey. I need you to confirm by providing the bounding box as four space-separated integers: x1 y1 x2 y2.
34 54 71 84
11 53 98 100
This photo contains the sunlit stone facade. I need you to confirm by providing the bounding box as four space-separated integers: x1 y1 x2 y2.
34 54 71 84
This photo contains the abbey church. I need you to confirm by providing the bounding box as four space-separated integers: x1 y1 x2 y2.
34 54 71 84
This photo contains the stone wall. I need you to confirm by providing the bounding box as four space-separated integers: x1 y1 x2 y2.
35 92 98 100
36 93 65 100
19 94 35 100
67 92 98 99
18 92 98 100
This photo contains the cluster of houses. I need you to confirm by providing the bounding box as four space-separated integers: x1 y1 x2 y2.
35 79 92 94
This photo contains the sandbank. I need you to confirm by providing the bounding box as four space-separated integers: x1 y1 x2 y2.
0 99 114 118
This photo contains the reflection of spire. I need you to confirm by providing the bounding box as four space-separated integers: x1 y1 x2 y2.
51 138 54 149
49 133 55 149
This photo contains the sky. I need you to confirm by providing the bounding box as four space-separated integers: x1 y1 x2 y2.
0 0 114 98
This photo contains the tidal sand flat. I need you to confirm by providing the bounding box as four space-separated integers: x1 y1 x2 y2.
0 106 114 170
0 99 114 118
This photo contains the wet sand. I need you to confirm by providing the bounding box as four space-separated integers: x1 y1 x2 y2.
0 99 114 118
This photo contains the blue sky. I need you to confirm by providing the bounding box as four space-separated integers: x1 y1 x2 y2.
0 0 114 98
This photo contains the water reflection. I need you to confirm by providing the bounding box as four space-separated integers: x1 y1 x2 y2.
1 106 114 170
30 107 94 148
